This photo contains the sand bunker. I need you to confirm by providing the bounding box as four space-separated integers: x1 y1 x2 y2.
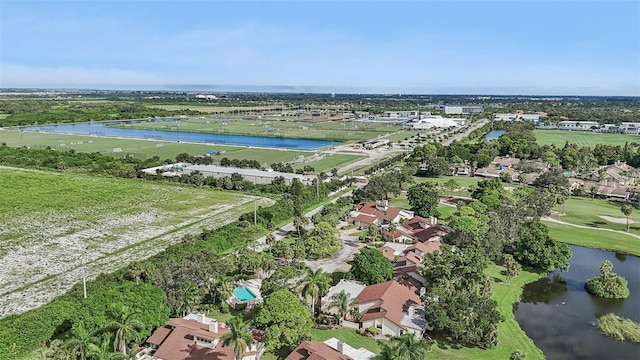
599 215 635 224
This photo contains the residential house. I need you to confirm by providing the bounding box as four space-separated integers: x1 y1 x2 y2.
381 215 449 244
356 280 429 339
321 280 367 315
578 162 637 186
379 240 443 285
348 201 414 229
146 313 264 360
285 338 374 360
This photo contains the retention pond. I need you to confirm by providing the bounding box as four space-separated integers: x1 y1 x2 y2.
21 120 339 150
515 245 640 359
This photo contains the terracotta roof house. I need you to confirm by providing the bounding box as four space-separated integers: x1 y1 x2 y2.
285 341 352 360
321 279 367 315
285 338 374 360
382 216 450 243
146 313 264 360
356 280 429 338
348 201 414 229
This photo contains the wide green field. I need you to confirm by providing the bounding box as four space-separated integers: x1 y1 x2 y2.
545 222 640 257
552 196 640 233
148 104 282 113
114 117 402 142
0 129 309 165
535 130 640 147
0 168 262 317
293 154 365 174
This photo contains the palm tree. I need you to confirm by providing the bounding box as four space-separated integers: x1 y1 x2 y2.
103 306 144 356
265 233 276 248
47 339 73 360
621 203 634 231
329 290 352 320
87 334 124 360
220 317 254 360
180 283 202 316
387 223 398 242
301 268 331 316
216 278 235 305
293 215 309 236
394 333 431 360
374 341 399 360
64 321 93 360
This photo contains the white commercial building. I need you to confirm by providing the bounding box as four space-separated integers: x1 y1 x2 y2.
444 105 483 115
412 116 464 129
495 113 541 122
558 121 598 131
182 164 313 185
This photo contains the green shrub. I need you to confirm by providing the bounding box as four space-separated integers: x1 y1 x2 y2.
585 261 629 299
367 327 378 336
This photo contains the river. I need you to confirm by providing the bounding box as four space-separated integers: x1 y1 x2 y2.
515 246 640 359
21 120 339 150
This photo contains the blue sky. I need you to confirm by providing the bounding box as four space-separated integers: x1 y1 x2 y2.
1 0 639 95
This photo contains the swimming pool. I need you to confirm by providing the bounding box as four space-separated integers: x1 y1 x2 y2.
233 286 258 302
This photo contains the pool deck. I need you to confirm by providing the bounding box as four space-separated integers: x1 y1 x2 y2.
228 279 263 309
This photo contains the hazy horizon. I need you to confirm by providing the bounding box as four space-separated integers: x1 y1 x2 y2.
2 1 639 96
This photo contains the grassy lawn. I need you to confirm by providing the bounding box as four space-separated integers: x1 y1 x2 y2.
535 129 640 148
114 116 401 142
0 129 309 165
293 154 365 174
147 104 282 113
310 328 381 353
545 221 640 257
0 168 257 316
552 196 640 233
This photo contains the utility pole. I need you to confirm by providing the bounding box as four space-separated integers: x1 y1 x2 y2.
254 200 257 225
316 176 320 198
82 264 87 299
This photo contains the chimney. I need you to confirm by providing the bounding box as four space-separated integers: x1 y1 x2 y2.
197 313 206 324
336 340 344 354
209 319 219 333
430 216 437 225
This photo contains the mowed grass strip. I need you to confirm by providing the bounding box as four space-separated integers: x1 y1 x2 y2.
0 129 309 164
545 221 640 257
535 130 640 148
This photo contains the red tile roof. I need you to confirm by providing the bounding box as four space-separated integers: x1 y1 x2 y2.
355 202 401 222
357 280 422 327
147 317 257 360
379 246 397 261
354 214 378 224
285 341 353 360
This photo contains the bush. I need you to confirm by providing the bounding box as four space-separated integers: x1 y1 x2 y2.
585 261 630 299
366 327 378 336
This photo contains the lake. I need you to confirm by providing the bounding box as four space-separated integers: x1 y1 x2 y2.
21 120 339 150
485 129 505 141
515 246 640 359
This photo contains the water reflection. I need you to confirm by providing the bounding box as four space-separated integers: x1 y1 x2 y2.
515 246 640 360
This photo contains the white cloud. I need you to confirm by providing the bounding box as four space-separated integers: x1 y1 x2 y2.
0 62 167 88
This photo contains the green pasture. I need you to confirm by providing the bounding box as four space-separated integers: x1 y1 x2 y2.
114 116 402 142
293 154 365 174
534 130 640 148
0 129 308 165
0 168 246 255
552 197 640 233
148 104 282 113
545 221 640 257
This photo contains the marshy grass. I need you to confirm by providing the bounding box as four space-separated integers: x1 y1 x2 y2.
596 313 640 343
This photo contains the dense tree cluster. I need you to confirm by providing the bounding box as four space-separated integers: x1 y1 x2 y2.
349 248 393 285
353 167 414 202
421 245 503 348
585 261 630 299
0 100 202 126
255 290 313 352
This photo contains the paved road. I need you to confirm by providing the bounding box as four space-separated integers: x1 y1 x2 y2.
304 231 359 273
542 216 640 240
